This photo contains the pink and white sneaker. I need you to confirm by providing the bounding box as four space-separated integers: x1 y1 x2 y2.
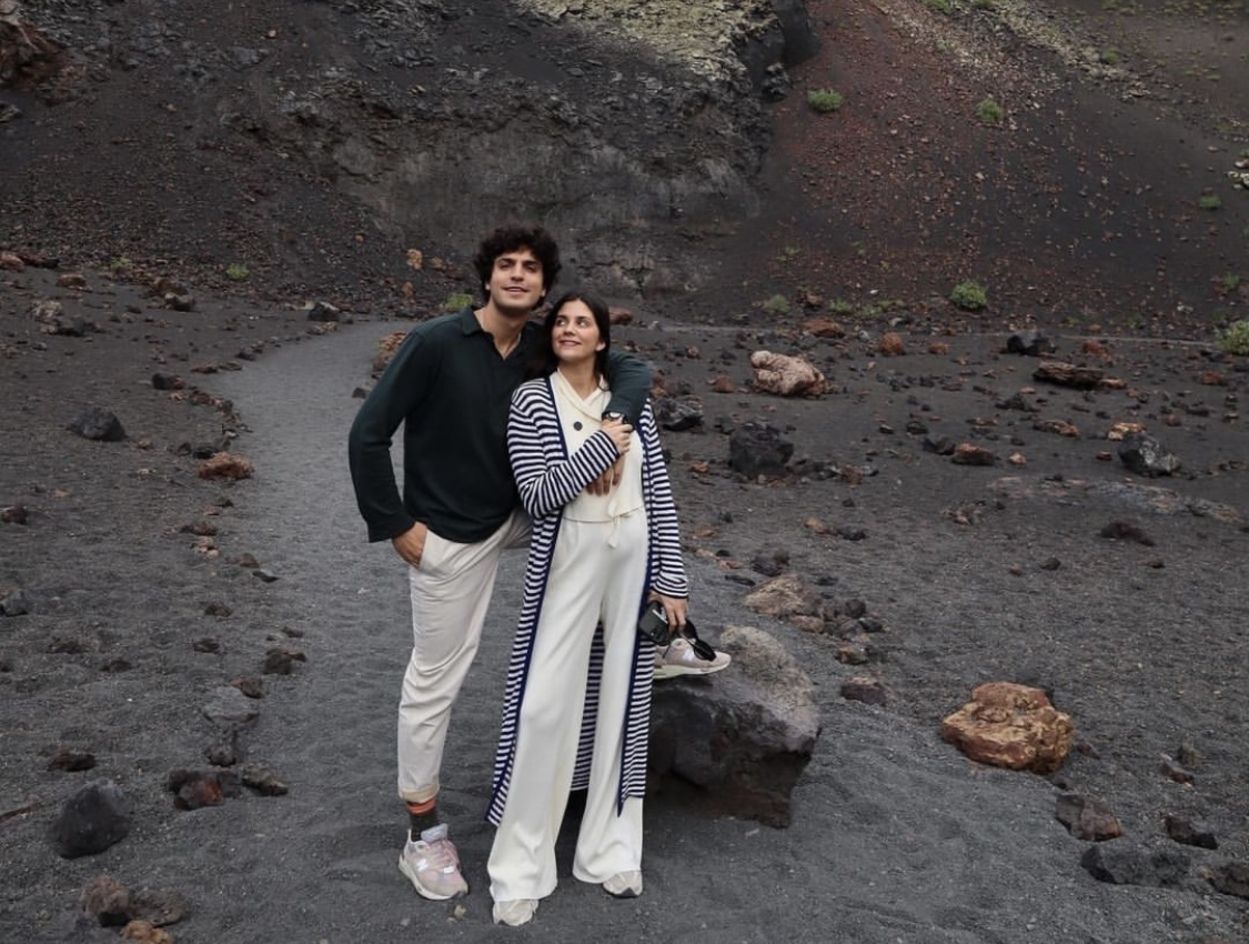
653 637 731 680
398 823 469 900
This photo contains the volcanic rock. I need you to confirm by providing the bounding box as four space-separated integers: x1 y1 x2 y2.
81 875 130 927
652 396 703 431
742 574 824 625
1207 862 1249 900
648 625 819 827
1033 419 1080 438
728 422 793 477
1 588 30 616
1005 329 1054 356
166 768 241 810
840 676 887 706
121 919 172 944
48 747 97 772
1033 361 1104 389
307 300 347 322
749 350 828 397
878 332 905 356
1118 432 1181 477
1164 814 1217 849
803 317 845 338
1 503 29 524
262 646 306 675
940 682 1074 773
68 408 126 442
49 780 131 858
241 765 289 796
1080 841 1189 887
922 435 956 456
951 443 996 466
128 887 191 927
1099 520 1155 546
197 452 254 481
201 685 259 725
1055 793 1123 841
150 373 184 391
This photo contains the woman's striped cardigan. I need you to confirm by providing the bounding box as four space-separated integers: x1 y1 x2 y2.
487 375 688 824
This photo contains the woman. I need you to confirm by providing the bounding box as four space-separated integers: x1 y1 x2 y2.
485 292 689 926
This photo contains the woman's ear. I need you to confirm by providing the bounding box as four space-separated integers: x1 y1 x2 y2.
595 341 607 352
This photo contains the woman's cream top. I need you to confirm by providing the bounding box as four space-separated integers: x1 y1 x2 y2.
551 368 644 528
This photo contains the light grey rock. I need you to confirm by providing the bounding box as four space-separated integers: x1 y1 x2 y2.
201 685 259 725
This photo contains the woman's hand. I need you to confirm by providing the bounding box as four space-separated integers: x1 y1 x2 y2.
600 417 632 455
648 591 688 632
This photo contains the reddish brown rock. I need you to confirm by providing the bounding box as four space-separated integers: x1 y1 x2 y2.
57 272 87 289
951 443 996 466
1033 361 1105 390
709 374 736 393
803 317 845 339
749 351 828 397
742 574 824 625
197 453 253 481
941 682 1074 773
1033 419 1080 438
372 330 407 375
81 875 130 926
928 341 950 355
608 306 633 325
1055 793 1123 841
121 920 172 944
878 332 906 356
840 676 887 706
0 251 25 272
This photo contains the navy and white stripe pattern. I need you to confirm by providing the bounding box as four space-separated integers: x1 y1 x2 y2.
488 376 688 824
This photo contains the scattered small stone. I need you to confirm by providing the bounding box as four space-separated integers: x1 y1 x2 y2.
652 396 704 431
151 373 184 391
262 647 306 675
1055 793 1123 841
608 306 632 325
100 658 132 673
840 676 887 706
1118 432 1181 478
191 638 221 654
878 332 905 356
49 780 131 858
1005 329 1054 356
1164 814 1217 849
1 504 29 524
1099 521 1155 546
121 919 173 944
57 273 88 290
1033 361 1105 390
307 301 347 322
128 887 191 928
197 453 253 481
201 686 259 725
1041 557 1061 571
1008 452 1027 466
1206 862 1249 900
253 568 279 583
803 317 845 338
836 526 867 541
951 443 996 466
1176 740 1202 769
1107 422 1145 441
922 436 956 456
836 641 869 665
180 520 218 537
1033 419 1080 438
232 676 265 698
997 392 1038 412
164 292 195 312
1080 841 1189 887
803 517 829 535
203 733 239 768
843 599 867 619
81 875 130 927
48 747 97 772
237 552 260 569
742 574 824 625
67 408 126 442
1 589 30 617
0 250 24 270
728 422 793 477
166 768 241 810
928 341 950 355
750 549 789 578
202 602 231 618
241 765 288 796
1160 754 1194 785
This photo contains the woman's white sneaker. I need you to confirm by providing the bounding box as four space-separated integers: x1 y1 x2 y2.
602 870 643 898
492 898 539 926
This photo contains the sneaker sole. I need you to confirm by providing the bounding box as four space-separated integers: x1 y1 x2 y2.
653 660 730 680
398 855 468 901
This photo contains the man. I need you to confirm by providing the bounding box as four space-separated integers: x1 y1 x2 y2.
348 225 651 901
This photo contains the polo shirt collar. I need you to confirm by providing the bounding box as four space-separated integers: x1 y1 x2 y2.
458 306 482 335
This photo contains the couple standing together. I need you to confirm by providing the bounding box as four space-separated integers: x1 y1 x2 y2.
347 225 727 926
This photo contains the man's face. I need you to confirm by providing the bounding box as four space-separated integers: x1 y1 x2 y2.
487 248 544 316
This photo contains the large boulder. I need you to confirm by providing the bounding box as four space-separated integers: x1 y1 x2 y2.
749 350 828 397
940 682 1074 773
649 626 820 827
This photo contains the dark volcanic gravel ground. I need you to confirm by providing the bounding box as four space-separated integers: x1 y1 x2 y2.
2 265 1248 942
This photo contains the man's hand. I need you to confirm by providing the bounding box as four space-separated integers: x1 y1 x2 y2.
648 590 688 631
587 455 626 496
392 522 428 567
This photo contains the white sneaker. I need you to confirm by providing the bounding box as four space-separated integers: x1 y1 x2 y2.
398 823 469 900
602 870 643 898
492 898 539 926
653 637 731 680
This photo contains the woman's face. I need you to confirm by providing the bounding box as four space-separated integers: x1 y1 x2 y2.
550 300 605 367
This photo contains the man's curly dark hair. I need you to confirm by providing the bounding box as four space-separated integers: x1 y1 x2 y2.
472 225 561 301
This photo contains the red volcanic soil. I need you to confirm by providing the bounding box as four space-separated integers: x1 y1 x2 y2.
734 0 1249 332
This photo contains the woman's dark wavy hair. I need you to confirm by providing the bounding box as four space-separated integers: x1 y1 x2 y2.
472 224 561 301
527 291 611 380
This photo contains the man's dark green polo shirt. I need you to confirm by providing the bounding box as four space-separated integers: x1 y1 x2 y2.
348 307 649 544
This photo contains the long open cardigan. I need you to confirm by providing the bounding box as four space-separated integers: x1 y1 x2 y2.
487 375 688 824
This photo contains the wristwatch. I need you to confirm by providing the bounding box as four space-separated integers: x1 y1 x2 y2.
602 411 627 423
